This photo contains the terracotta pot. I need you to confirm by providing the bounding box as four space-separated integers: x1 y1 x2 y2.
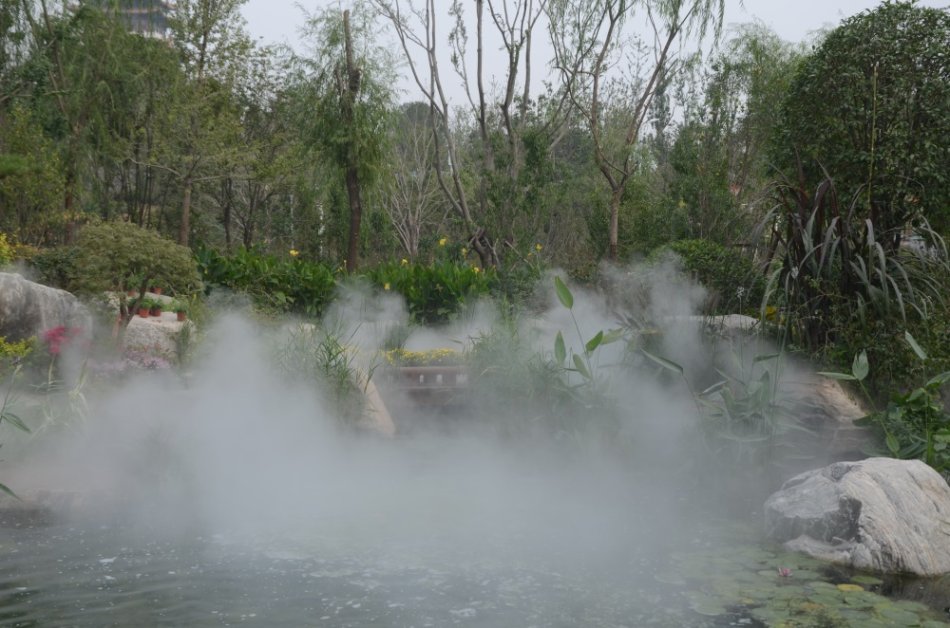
176 311 187 322
149 287 163 295
138 307 149 318
149 306 163 317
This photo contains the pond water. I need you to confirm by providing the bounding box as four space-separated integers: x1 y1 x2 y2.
2 493 948 628
2 316 948 628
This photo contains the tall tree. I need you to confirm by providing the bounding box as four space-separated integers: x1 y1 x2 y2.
774 1 950 243
167 0 250 246
549 0 724 260
373 0 570 268
297 0 394 271
384 101 449 259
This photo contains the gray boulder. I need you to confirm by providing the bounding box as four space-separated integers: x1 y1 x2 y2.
765 457 950 576
0 272 92 342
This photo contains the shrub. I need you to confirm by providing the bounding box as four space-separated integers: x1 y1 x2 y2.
650 239 764 315
760 175 949 351
0 233 12 267
74 222 202 328
366 260 497 324
30 246 81 291
196 248 338 316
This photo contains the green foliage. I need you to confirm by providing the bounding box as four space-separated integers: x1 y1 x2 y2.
466 316 599 438
775 1 950 235
0 232 13 266
697 350 798 468
762 176 949 350
366 261 496 324
273 324 365 426
75 222 201 294
197 248 338 316
0 336 34 377
0 367 31 498
29 245 80 291
827 334 950 480
652 239 765 314
0 105 66 244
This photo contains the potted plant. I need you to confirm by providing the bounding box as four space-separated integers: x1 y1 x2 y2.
137 296 152 318
172 301 188 322
149 286 163 295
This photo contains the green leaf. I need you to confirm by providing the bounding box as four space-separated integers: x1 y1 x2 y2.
905 331 928 361
700 380 728 396
640 349 684 375
554 331 566 365
925 371 950 388
0 411 29 433
816 371 857 381
851 350 869 381
585 331 604 354
554 276 573 309
601 329 625 345
572 354 591 380
0 482 18 500
885 433 901 456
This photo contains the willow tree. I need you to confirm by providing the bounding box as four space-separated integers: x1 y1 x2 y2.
549 0 724 260
166 0 250 247
297 1 394 271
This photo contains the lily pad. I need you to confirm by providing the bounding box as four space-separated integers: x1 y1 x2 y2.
836 583 864 592
876 607 924 625
851 574 884 586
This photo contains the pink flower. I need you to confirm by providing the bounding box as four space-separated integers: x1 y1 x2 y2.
777 567 792 578
41 326 84 356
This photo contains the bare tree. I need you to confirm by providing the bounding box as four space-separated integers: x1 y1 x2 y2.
384 102 449 258
372 0 567 268
549 0 723 260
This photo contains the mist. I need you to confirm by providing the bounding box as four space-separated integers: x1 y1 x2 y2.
2 263 800 626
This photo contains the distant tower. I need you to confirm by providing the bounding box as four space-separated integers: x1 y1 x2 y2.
93 0 175 40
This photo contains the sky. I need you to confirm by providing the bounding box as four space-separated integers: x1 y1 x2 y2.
240 0 948 103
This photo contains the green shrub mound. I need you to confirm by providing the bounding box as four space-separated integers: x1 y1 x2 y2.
651 239 764 315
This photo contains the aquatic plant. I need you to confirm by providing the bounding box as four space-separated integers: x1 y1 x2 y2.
0 366 30 498
822 333 950 480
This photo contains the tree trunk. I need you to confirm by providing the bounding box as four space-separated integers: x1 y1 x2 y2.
345 166 363 273
180 177 192 247
608 186 621 261
341 9 363 272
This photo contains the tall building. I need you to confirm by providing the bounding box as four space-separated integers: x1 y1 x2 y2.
93 0 175 40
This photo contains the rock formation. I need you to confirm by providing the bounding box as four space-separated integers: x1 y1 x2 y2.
765 457 950 576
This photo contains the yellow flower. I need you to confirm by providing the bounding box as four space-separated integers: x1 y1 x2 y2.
473 266 481 274
461 247 468 256
438 237 447 247
535 243 542 252
289 249 299 257
401 258 409 266
383 282 390 291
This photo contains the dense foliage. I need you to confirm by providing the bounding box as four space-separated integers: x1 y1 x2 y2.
2 1 949 479
651 239 765 315
198 248 495 323
775 1 950 238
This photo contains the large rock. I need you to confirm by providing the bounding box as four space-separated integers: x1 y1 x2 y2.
0 272 92 342
123 310 193 362
765 458 950 576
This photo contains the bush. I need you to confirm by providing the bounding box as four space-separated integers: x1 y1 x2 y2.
0 233 12 267
365 260 496 324
198 248 498 324
651 239 764 315
30 246 81 291
197 248 338 316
